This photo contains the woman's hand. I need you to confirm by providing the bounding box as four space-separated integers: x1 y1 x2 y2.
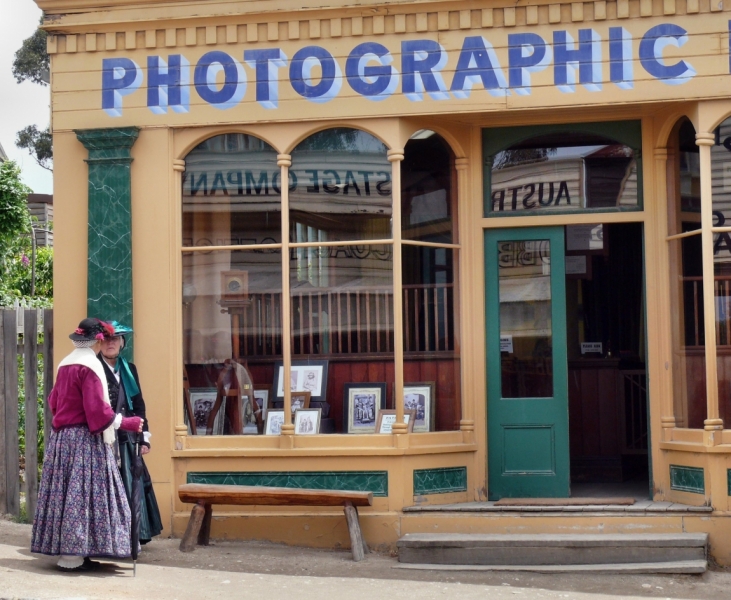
120 416 145 433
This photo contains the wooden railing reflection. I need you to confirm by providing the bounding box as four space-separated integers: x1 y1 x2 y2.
682 275 731 346
230 284 455 358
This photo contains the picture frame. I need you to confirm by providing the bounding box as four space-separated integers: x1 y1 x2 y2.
403 382 436 433
221 269 249 301
376 409 416 434
253 384 270 420
290 391 311 414
264 410 285 435
343 383 387 434
189 387 225 435
273 359 329 403
294 408 321 435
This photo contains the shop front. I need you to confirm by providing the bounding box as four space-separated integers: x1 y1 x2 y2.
39 0 731 563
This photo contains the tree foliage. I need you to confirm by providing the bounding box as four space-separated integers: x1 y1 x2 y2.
13 23 53 171
0 161 32 243
12 26 49 86
16 125 53 171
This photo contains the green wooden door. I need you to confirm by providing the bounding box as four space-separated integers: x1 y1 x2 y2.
485 227 570 499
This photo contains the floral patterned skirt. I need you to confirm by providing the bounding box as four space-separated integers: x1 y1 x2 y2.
31 425 132 558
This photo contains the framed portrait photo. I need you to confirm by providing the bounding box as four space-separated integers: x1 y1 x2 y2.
290 391 311 414
189 388 224 435
343 383 386 434
403 383 436 433
265 410 285 435
376 409 416 434
294 408 321 435
273 360 329 403
253 384 270 420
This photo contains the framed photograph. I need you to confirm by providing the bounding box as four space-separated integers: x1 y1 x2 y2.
403 383 436 433
273 360 329 403
189 388 224 435
376 409 416 434
253 384 270 420
294 408 321 435
221 270 249 301
265 410 285 435
343 383 387 434
290 391 311 414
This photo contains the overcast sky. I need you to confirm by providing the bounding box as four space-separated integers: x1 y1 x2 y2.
1 1 53 194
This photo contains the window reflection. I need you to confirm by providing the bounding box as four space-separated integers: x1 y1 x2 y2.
290 128 392 242
490 132 639 213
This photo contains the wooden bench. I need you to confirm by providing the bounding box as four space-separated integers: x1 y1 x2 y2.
178 483 373 561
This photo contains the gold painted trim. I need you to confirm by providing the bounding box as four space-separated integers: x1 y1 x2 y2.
46 0 731 54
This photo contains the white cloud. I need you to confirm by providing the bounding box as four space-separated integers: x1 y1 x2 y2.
0 2 53 194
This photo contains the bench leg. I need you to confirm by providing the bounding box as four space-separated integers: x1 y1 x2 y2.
354 505 370 555
179 501 206 552
198 503 213 546
344 501 366 562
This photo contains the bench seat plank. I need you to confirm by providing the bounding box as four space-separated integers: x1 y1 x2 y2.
179 483 373 507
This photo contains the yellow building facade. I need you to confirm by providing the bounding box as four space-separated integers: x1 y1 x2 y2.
37 0 731 564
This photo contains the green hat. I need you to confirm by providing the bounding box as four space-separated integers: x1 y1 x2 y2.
105 321 133 337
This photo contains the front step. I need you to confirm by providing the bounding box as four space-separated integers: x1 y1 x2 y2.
397 533 708 574
394 560 708 574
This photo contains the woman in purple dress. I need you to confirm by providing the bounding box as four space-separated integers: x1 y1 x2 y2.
31 318 144 572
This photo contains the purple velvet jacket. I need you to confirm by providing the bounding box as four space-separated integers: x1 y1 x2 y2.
50 364 116 435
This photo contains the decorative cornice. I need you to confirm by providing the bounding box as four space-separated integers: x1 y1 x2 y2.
47 0 728 55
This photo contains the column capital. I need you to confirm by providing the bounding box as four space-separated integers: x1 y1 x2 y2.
76 127 140 161
695 132 715 146
654 148 669 160
388 148 404 162
277 154 292 168
455 157 469 171
173 159 186 172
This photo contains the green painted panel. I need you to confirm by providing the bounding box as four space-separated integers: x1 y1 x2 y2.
76 127 139 359
413 467 467 495
485 227 570 499
187 471 388 497
728 469 731 496
670 465 705 494
503 426 555 474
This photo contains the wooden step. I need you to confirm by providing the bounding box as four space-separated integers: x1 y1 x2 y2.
394 560 708 574
397 533 707 570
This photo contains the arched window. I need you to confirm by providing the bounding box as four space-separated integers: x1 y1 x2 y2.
181 127 462 436
401 131 461 430
668 118 705 428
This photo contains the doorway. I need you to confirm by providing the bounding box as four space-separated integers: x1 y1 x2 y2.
485 223 649 500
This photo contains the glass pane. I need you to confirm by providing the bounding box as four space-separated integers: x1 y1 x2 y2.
403 246 461 431
490 132 639 214
183 133 281 248
711 116 731 425
402 132 455 243
498 240 553 398
667 119 705 428
290 128 392 242
183 249 282 435
289 244 394 433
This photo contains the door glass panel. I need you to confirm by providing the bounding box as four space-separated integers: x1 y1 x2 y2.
498 240 553 398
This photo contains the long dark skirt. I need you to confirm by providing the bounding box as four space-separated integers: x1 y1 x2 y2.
118 438 163 543
31 426 132 558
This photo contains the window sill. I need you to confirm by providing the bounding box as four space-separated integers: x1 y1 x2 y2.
173 430 477 457
659 428 731 452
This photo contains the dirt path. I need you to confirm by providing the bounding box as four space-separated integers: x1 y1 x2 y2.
1 518 729 599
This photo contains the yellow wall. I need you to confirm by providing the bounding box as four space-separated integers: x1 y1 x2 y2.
43 0 731 565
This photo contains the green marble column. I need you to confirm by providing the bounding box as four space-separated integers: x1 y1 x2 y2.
76 127 139 358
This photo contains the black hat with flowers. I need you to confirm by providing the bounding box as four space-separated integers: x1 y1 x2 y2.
69 318 115 341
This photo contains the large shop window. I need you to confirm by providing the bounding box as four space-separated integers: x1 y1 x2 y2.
182 128 461 436
668 119 706 428
483 122 642 216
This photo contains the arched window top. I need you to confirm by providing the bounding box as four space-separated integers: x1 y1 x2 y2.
402 131 456 244
292 127 387 155
289 127 392 243
188 132 277 156
484 121 642 215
